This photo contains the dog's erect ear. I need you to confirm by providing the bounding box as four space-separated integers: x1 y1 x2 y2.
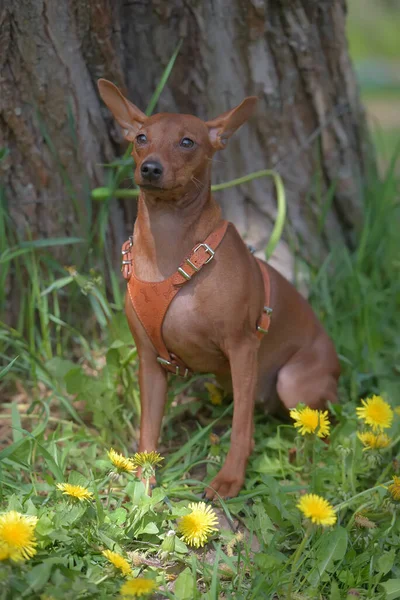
98 79 146 141
206 97 258 150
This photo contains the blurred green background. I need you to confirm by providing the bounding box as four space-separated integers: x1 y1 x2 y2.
347 0 400 162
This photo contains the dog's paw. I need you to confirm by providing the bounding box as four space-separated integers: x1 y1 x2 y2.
204 466 244 500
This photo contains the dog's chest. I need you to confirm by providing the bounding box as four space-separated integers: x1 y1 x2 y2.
161 285 229 373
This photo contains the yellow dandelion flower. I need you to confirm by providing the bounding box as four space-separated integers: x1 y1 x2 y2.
289 406 330 437
388 476 400 501
0 511 38 562
204 382 223 405
297 494 337 527
108 448 136 474
120 578 157 598
56 483 93 501
356 395 393 432
102 549 131 576
132 451 164 469
177 502 218 548
357 431 391 450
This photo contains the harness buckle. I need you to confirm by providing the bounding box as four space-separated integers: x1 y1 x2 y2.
257 324 269 334
121 236 134 255
177 243 215 281
192 242 215 264
157 356 189 378
257 306 273 334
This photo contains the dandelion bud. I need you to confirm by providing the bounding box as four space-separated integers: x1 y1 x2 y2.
159 530 176 559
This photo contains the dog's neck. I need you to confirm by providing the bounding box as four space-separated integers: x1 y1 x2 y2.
133 176 222 281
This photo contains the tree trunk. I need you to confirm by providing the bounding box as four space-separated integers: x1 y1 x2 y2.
0 0 369 286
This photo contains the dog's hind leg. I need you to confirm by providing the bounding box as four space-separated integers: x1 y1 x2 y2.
275 341 339 410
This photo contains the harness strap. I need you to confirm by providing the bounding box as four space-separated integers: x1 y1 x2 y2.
125 221 229 377
255 259 272 338
122 221 272 377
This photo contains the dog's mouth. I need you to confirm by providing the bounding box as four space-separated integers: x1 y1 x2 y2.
138 182 184 193
138 183 165 191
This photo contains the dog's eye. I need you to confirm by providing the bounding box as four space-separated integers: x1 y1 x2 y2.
136 134 147 145
180 137 195 148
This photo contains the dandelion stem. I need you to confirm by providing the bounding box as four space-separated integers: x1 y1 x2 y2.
106 481 112 509
381 509 398 538
286 525 313 600
335 481 392 512
388 432 400 450
341 451 348 493
94 575 109 585
377 457 399 484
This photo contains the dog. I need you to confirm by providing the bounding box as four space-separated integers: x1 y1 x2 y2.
98 79 340 499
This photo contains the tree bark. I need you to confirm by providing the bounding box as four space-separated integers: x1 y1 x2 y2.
0 0 369 284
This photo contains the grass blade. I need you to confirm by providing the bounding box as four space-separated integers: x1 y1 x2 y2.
145 40 183 116
0 356 18 379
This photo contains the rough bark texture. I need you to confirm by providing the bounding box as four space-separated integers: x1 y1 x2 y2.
0 0 368 282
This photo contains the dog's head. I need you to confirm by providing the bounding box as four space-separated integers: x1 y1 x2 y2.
98 79 257 197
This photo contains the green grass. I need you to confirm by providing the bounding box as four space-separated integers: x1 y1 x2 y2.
1 46 400 600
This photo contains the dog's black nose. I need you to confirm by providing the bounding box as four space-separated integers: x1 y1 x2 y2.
141 161 163 181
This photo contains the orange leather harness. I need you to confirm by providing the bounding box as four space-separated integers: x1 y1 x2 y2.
121 220 272 377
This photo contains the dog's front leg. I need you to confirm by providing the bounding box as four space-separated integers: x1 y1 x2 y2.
205 339 258 500
137 352 168 485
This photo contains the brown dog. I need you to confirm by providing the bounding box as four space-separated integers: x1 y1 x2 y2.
98 79 340 499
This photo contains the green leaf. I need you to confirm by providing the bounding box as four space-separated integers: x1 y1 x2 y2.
45 357 77 379
109 507 127 525
378 548 396 575
252 502 275 545
330 579 341 600
4 426 63 481
54 502 87 528
11 402 22 442
175 537 189 554
308 526 348 586
254 552 286 570
64 366 89 394
36 514 55 537
381 579 400 600
41 276 74 295
136 521 159 535
125 480 146 505
252 454 284 475
19 237 85 249
0 437 27 460
174 567 195 600
144 486 165 507
209 545 221 599
0 356 18 379
23 558 66 594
